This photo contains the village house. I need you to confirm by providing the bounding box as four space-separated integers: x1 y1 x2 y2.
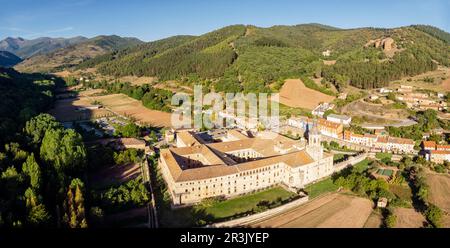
326 114 352 126
422 140 450 164
376 136 415 154
379 88 393 94
312 103 335 118
429 150 450 164
343 131 415 153
317 118 343 138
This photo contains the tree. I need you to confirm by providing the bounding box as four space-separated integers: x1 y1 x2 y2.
425 204 442 228
40 129 87 175
27 204 51 226
385 211 397 228
24 114 62 145
63 178 88 228
22 153 41 190
115 123 140 138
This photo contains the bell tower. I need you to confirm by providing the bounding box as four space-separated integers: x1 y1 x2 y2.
306 121 323 160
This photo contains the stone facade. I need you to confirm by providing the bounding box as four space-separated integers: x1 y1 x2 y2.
159 128 333 206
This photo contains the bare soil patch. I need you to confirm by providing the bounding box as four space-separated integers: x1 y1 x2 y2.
394 208 426 228
363 211 382 228
426 173 450 213
443 77 450 91
390 66 450 92
90 163 141 189
274 79 335 110
48 98 113 122
253 193 373 228
88 94 173 127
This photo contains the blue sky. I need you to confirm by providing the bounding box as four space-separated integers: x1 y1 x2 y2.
0 0 449 41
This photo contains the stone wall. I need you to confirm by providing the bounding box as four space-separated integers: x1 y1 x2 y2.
208 195 309 228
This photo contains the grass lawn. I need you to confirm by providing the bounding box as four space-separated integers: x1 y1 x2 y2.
333 154 346 163
353 159 371 172
305 178 339 199
375 152 392 161
204 186 296 219
389 184 412 202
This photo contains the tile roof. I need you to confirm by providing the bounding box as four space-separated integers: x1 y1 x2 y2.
161 131 322 182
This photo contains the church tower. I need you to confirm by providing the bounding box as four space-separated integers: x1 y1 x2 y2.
306 121 323 160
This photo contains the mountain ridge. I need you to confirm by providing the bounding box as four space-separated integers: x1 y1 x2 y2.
11 23 450 91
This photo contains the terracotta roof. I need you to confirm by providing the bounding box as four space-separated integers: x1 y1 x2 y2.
431 150 450 155
388 137 415 145
118 138 146 146
227 129 250 140
177 131 204 146
364 134 377 139
376 137 389 143
436 144 450 150
423 141 437 149
317 118 342 129
160 131 321 182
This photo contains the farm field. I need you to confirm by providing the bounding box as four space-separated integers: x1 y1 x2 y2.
252 193 374 228
48 98 113 122
393 208 426 228
89 163 142 190
88 94 173 127
389 66 450 92
426 173 450 212
274 79 335 110
49 93 173 127
363 211 382 228
426 172 450 228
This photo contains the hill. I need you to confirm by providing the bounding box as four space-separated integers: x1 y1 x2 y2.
40 24 450 92
14 35 143 73
0 36 87 58
0 51 23 67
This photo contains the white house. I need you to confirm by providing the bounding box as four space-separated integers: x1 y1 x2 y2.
327 114 352 126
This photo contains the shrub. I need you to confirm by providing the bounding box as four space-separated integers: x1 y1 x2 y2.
425 204 442 228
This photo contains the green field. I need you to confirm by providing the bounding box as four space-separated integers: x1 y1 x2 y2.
353 159 371 172
204 186 296 219
305 178 339 199
376 169 394 177
389 184 412 201
375 152 392 161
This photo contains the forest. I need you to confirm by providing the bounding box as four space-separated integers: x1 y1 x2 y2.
0 68 91 227
75 24 450 92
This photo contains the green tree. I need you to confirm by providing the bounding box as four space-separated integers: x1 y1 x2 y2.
22 153 41 190
24 114 62 145
27 204 51 226
40 129 87 174
425 204 442 228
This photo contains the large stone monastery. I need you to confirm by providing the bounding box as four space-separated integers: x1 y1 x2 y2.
159 127 334 206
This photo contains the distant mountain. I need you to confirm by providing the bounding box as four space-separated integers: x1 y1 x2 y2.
14 35 143 73
79 24 450 91
0 36 88 58
0 51 22 67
